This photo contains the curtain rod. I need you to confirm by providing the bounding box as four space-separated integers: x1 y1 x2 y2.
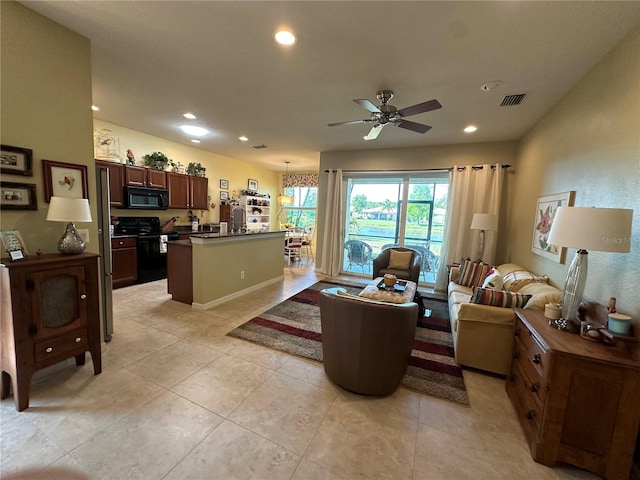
324 164 511 173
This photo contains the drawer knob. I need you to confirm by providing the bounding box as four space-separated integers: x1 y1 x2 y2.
514 327 521 337
46 347 53 353
81 294 87 299
513 351 520 359
530 382 540 393
509 374 517 383
525 410 537 421
75 337 82 343
532 353 542 365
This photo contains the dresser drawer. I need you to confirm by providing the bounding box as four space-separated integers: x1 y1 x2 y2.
34 329 89 362
507 365 541 444
111 237 136 249
513 337 546 406
514 318 547 378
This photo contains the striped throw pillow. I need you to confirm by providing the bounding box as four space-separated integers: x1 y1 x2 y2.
470 287 532 308
456 258 491 287
502 270 549 292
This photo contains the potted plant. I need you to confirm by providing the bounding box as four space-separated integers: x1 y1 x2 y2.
142 151 171 171
186 162 206 177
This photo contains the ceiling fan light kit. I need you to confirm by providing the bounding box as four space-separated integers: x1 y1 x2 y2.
329 90 442 140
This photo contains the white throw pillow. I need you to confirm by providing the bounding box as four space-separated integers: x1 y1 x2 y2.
482 268 504 290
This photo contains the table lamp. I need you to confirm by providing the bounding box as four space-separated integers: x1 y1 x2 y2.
46 196 93 254
546 206 633 332
470 213 498 262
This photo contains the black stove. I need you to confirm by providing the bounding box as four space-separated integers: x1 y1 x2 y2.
114 216 170 237
114 216 179 284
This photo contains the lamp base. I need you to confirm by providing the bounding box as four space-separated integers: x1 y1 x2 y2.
548 317 580 333
58 222 86 254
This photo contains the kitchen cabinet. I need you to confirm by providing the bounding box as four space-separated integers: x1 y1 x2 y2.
95 160 125 207
0 253 102 411
167 172 208 210
125 165 166 189
506 308 640 479
111 237 137 288
220 204 232 223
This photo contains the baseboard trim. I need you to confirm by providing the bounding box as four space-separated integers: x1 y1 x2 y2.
191 275 284 310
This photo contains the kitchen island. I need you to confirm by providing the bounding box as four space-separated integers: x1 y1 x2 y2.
167 230 286 309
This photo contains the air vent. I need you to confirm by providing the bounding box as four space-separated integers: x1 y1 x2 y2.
500 94 526 106
250 144 267 149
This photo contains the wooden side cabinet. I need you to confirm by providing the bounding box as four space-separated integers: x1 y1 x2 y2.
0 253 102 411
506 308 640 480
111 237 137 288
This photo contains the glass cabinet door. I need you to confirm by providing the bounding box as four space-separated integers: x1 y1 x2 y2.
30 265 88 340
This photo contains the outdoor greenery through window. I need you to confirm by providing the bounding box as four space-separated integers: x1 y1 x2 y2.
282 187 317 229
343 173 449 284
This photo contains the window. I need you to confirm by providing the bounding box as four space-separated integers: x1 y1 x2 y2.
343 172 449 284
282 186 317 229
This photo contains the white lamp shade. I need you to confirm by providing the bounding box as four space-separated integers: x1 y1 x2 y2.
470 213 498 231
547 207 632 253
46 197 92 223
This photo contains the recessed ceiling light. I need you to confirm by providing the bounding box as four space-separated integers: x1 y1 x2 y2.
464 125 478 133
179 125 209 136
275 30 296 45
190 139 201 144
183 112 196 120
238 136 249 142
480 81 503 92
91 105 100 111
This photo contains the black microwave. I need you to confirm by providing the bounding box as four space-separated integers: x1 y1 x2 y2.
125 186 169 210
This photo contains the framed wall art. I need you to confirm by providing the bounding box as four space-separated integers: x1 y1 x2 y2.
220 179 229 189
0 182 37 210
42 160 89 202
248 179 258 191
1 230 28 260
531 191 575 263
1 144 33 176
220 191 229 201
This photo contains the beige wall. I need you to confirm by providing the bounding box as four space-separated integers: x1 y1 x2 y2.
94 120 279 229
317 142 519 265
508 25 640 318
0 1 96 254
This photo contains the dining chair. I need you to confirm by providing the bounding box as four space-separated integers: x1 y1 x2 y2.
284 234 304 264
302 226 315 260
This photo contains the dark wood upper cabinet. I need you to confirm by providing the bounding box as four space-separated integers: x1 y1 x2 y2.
147 169 167 189
95 160 125 207
167 172 189 209
189 176 208 209
125 165 147 187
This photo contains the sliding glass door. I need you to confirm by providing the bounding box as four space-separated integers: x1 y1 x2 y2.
342 173 448 284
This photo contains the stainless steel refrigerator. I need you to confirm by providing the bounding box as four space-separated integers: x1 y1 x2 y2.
96 165 114 342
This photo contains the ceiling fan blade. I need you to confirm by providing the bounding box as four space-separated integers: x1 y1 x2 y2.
396 120 431 134
364 124 384 141
354 99 381 113
328 119 372 127
397 99 442 118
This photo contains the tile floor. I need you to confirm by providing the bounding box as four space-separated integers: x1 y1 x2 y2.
1 260 602 479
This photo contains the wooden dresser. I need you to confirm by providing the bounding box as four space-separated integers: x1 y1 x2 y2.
506 307 640 479
1 253 102 411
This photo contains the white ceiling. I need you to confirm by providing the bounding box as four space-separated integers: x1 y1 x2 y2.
21 1 640 172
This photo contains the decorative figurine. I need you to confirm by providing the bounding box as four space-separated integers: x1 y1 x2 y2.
126 149 136 165
607 297 617 314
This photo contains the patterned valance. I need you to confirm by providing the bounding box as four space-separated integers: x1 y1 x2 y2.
283 173 318 188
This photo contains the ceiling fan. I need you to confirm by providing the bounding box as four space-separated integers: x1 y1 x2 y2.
328 90 442 140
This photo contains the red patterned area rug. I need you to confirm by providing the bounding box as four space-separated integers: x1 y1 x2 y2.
227 280 469 406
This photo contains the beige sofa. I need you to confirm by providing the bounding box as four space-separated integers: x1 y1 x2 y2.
448 263 563 375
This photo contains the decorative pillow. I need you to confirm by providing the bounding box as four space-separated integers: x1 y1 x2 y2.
388 249 413 270
482 268 504 290
471 287 532 308
502 270 549 292
496 263 528 276
456 258 491 287
518 282 563 311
